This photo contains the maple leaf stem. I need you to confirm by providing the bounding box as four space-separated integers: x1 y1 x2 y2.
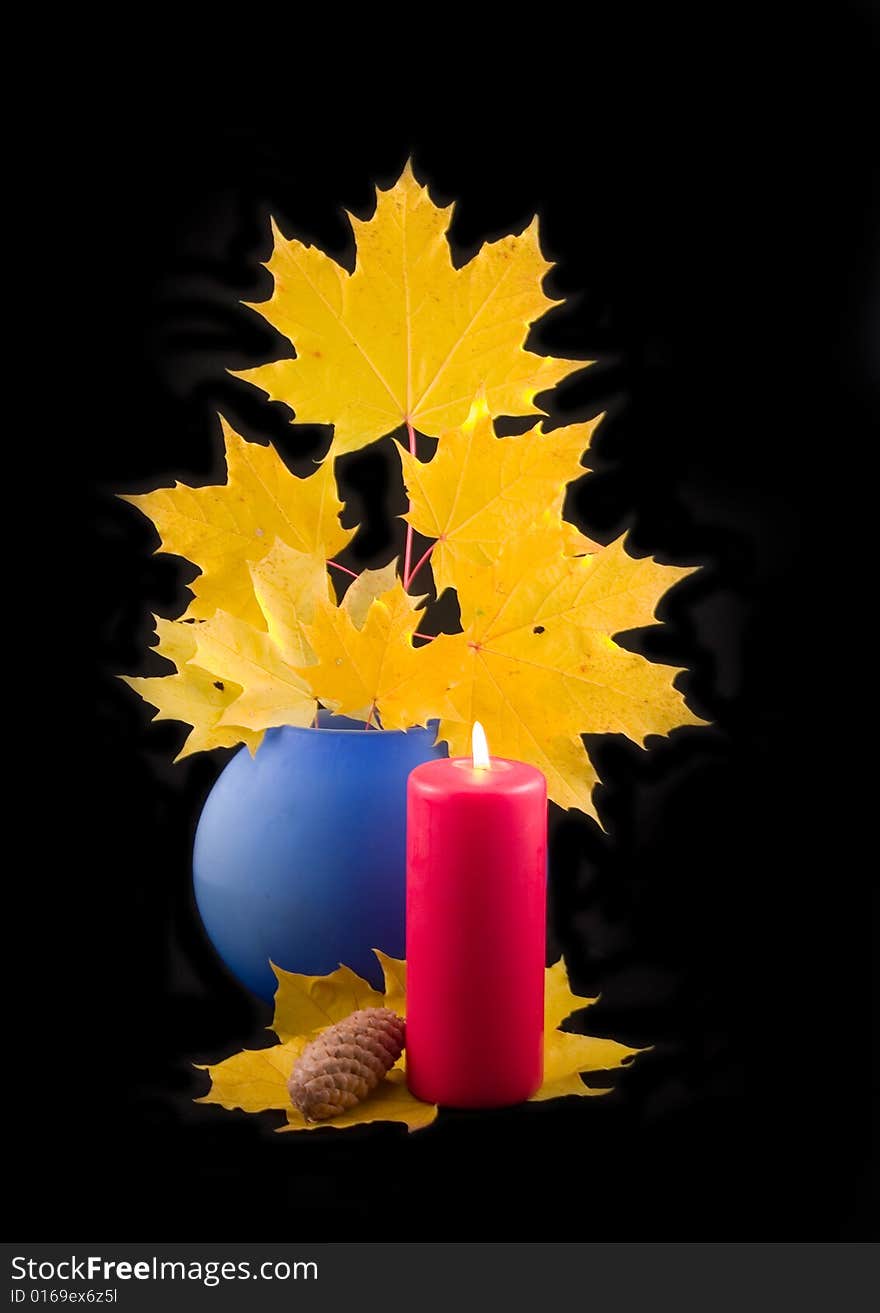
402 419 417 588
327 560 359 580
405 541 435 590
412 632 435 641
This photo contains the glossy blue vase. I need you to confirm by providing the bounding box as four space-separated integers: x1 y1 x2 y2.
193 714 446 1001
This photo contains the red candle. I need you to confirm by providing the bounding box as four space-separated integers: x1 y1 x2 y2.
406 723 547 1107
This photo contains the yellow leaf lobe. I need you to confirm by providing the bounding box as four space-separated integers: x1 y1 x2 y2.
236 164 590 455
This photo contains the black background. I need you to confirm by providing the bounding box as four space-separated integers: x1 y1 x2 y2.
25 13 877 1239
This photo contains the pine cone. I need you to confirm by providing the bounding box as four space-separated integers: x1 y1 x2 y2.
287 1007 406 1121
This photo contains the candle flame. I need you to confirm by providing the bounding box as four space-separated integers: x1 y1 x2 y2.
471 721 490 769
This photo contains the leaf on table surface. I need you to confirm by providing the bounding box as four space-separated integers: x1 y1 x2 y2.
533 1030 640 1102
537 944 638 1104
196 1039 307 1113
374 950 407 1019
297 580 466 729
280 1069 438 1134
544 957 598 1031
272 962 385 1043
236 162 589 456
122 417 351 628
439 530 703 818
200 957 435 1133
197 953 639 1133
399 395 598 596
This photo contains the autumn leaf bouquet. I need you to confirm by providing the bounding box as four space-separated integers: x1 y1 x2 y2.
121 162 709 1134
124 164 702 821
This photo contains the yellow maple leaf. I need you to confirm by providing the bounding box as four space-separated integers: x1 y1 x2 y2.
272 962 386 1043
280 1068 439 1134
340 558 407 628
191 611 316 735
152 615 200 668
373 950 406 1018
439 531 703 817
535 959 631 1101
196 1039 307 1113
456 530 697 637
559 520 602 556
544 956 598 1030
399 396 598 596
236 163 588 456
122 617 263 760
248 538 331 666
122 417 352 628
197 953 639 1133
297 580 466 729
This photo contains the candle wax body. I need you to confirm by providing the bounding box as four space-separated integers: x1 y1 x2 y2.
406 756 547 1107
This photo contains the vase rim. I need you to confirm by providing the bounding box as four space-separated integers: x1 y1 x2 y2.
273 715 439 739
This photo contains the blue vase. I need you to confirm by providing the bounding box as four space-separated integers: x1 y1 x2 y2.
193 714 446 1001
